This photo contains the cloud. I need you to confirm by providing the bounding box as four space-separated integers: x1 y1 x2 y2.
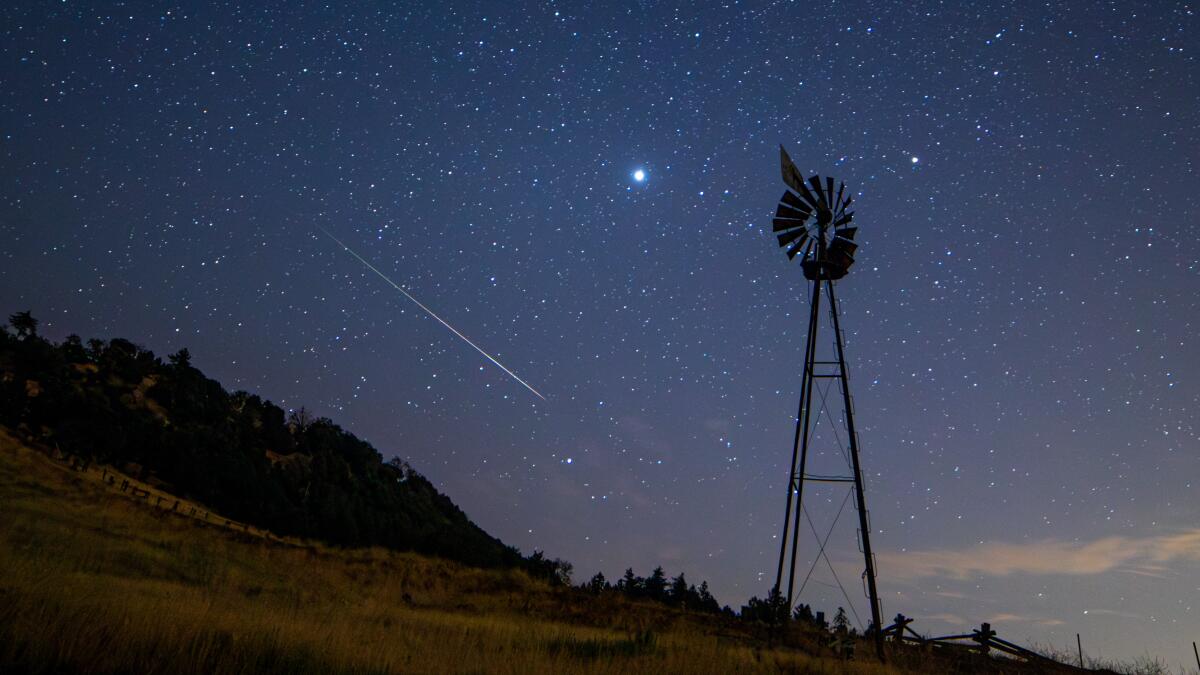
1083 608 1143 620
924 612 967 625
878 529 1200 581
988 613 1065 627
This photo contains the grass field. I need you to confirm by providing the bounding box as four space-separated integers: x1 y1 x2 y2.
0 430 932 675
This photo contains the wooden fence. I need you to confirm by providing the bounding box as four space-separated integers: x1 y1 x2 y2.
45 445 285 544
880 613 1111 673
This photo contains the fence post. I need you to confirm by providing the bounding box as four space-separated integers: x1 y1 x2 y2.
973 623 994 655
1077 633 1083 668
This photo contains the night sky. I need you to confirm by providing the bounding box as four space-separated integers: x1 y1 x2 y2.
3 1 1198 668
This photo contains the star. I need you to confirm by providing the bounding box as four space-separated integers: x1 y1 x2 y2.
633 169 646 182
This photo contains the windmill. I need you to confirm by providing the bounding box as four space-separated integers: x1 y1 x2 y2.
770 145 883 659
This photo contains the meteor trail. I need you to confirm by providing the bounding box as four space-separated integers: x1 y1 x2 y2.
318 226 546 401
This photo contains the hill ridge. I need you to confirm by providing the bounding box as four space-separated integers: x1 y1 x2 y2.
0 321 533 571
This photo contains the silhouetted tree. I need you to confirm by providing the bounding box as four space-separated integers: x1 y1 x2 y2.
8 310 37 340
527 550 572 586
644 566 667 602
61 335 87 362
668 573 689 607
832 607 850 634
793 602 815 624
168 348 192 369
741 587 789 625
288 406 313 433
586 572 608 594
617 567 643 597
696 581 719 612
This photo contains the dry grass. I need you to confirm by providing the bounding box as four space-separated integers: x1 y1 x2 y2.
0 432 925 674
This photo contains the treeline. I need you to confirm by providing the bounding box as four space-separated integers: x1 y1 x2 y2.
579 566 859 640
0 311 526 569
581 567 725 614
742 590 857 633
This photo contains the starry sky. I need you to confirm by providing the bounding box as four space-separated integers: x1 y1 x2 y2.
2 1 1198 668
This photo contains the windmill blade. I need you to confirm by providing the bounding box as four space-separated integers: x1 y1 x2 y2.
840 195 853 213
793 180 822 211
780 190 812 213
826 177 835 207
833 212 855 228
774 217 807 232
786 238 813 260
777 229 808 249
829 240 858 258
780 145 806 195
808 175 828 209
835 182 846 212
776 203 810 220
834 226 857 241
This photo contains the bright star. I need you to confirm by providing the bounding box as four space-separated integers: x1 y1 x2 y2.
633 169 646 182
911 156 920 164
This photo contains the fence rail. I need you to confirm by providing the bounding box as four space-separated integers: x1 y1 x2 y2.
38 442 292 545
880 613 1099 672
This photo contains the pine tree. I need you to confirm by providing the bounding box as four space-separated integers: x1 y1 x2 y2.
832 607 851 633
168 348 192 369
586 572 608 594
618 567 642 597
697 581 718 612
668 573 688 606
644 566 667 602
793 602 815 624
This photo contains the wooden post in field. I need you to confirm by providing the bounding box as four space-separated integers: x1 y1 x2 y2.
972 623 995 655
1077 633 1083 668
1192 641 1198 672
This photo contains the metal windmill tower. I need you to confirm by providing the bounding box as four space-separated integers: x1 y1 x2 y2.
769 145 883 658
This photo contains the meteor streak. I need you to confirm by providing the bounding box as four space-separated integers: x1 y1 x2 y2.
318 226 546 401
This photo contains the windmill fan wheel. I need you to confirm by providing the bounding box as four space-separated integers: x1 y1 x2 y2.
773 145 858 280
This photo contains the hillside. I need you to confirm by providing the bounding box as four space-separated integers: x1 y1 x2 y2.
0 429 910 675
0 318 525 570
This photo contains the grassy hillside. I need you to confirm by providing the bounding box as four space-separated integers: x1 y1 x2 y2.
0 322 526 570
0 429 918 675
